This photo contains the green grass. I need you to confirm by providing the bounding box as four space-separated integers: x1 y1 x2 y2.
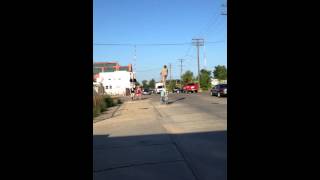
93 95 121 118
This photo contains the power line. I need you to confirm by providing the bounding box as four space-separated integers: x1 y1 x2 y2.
93 42 190 46
93 41 222 46
135 68 160 72
199 12 221 38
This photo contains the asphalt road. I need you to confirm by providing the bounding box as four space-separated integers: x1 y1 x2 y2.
149 91 227 180
149 91 227 120
94 92 227 180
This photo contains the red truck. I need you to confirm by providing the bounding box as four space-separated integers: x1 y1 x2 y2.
182 83 199 93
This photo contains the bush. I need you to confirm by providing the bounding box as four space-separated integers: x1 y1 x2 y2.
104 95 115 107
100 100 107 111
94 96 123 118
93 106 101 117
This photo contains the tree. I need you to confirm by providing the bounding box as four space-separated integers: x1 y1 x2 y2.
142 80 148 89
199 69 212 90
181 70 194 85
167 80 176 92
135 81 140 86
149 78 155 89
213 65 227 80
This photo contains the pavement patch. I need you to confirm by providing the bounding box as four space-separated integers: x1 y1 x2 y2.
94 161 197 180
94 144 184 172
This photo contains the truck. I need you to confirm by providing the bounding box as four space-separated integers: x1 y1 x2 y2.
155 82 164 94
182 83 199 93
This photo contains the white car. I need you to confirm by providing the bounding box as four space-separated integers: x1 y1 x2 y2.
155 83 164 94
142 89 152 95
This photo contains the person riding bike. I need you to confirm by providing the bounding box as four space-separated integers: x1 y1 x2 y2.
160 88 168 104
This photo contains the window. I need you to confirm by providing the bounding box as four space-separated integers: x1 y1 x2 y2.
110 86 112 89
105 86 108 89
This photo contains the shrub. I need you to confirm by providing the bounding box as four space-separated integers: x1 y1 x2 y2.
93 106 101 117
104 95 115 107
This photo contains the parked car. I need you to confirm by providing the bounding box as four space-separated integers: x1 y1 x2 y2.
182 83 199 93
149 89 155 94
142 89 152 95
155 82 164 94
172 87 182 93
210 84 227 97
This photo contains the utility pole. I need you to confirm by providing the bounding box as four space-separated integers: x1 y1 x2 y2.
192 38 204 91
169 63 172 81
133 45 136 71
177 59 185 88
130 45 137 89
221 2 227 15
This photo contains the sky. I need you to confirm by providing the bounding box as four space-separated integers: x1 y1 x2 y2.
94 0 227 82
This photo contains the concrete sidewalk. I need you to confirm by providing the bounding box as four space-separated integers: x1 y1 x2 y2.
93 98 198 180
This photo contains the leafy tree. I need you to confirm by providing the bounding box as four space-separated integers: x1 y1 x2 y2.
142 80 148 89
181 70 194 85
213 65 227 80
199 69 212 90
168 80 176 92
149 78 155 89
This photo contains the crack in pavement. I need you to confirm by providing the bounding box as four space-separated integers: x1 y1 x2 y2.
150 101 201 180
93 142 173 150
94 160 185 173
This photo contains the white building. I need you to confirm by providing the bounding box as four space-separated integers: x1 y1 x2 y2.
211 79 227 86
211 79 220 86
96 71 136 96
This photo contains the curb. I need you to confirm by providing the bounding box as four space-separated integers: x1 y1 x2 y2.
93 103 123 124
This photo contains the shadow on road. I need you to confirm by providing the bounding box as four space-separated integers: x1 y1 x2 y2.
93 131 227 180
167 97 186 105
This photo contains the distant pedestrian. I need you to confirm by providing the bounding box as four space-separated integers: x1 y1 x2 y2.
136 86 142 100
130 87 135 100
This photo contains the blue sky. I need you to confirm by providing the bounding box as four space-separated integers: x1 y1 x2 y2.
94 0 227 82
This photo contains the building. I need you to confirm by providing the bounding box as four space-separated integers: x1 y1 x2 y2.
94 61 136 96
93 62 132 76
211 78 227 86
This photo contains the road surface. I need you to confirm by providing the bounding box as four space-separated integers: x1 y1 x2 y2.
93 92 227 180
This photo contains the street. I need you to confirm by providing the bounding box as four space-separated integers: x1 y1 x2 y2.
93 92 227 180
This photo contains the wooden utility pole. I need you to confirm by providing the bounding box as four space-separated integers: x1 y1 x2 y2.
177 59 185 88
192 38 204 90
169 63 172 81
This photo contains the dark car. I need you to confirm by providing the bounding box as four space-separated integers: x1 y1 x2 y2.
142 89 152 95
210 84 227 97
149 88 155 94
